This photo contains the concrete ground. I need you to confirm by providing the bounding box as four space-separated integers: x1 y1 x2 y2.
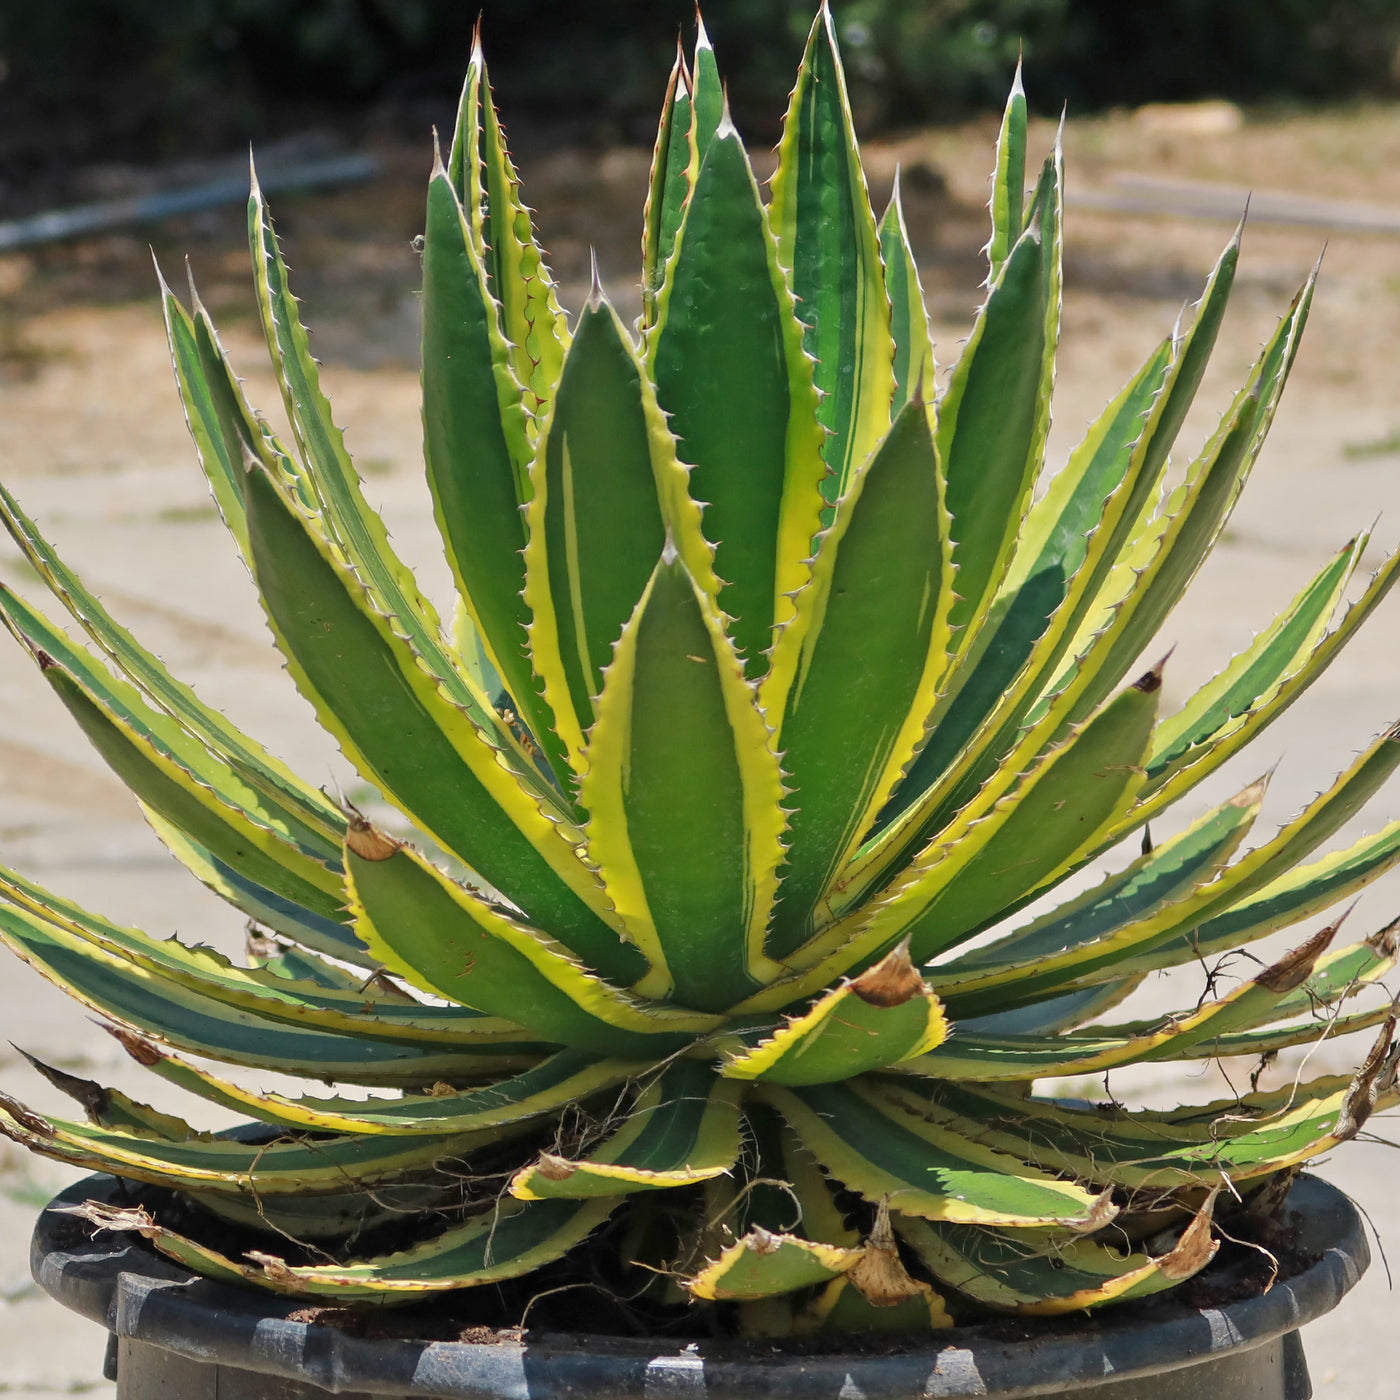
2 104 1400 1394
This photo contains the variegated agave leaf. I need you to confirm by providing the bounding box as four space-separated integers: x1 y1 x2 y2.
0 3 1395 1331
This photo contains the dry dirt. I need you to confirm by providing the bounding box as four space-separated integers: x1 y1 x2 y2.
2 101 1400 1395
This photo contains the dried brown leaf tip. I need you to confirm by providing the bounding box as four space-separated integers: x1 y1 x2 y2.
1366 914 1400 958
65 1200 159 1240
1230 773 1271 809
1257 920 1338 994
346 814 402 862
245 927 281 961
1244 1166 1297 1226
15 1049 111 1123
1333 1011 1399 1142
1132 652 1171 694
1158 1188 1220 1282
107 1025 164 1067
850 937 927 1008
1068 1189 1120 1235
532 1153 577 1184
246 1251 300 1287
741 1225 783 1256
849 1198 928 1307
0 1091 52 1138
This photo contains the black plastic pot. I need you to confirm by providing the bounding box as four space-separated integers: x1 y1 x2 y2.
33 1172 1365 1400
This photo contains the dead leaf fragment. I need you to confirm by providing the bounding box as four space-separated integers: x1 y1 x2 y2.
849 1199 929 1307
851 938 927 1008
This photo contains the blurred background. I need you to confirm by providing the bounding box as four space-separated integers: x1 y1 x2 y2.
4 0 1400 186
8 0 1400 180
4 4 1400 1398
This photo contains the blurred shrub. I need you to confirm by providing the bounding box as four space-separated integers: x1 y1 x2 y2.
2 0 1398 180
830 0 1400 124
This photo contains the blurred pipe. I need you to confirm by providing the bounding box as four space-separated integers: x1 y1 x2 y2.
1071 173 1400 235
0 153 379 253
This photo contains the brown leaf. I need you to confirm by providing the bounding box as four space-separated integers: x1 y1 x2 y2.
346 815 402 862
1333 1011 1398 1142
0 1091 52 1137
532 1153 578 1184
849 1199 929 1307
1067 1189 1120 1235
1257 920 1338 994
1157 1188 1220 1282
850 937 927 1008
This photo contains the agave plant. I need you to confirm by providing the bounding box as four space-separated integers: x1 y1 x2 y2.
2 6 1399 1333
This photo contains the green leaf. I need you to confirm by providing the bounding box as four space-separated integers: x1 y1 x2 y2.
863 229 1241 897
1130 926 1397 1036
0 898 517 1087
688 1230 863 1302
578 548 787 1011
920 1056 1400 1190
0 852 534 1049
139 809 366 962
880 174 936 415
448 38 568 416
881 335 1171 852
1149 538 1362 782
750 666 1160 1010
765 402 952 948
769 1110 862 1247
985 64 1027 282
1054 266 1318 727
940 723 1400 1018
1177 1001 1396 1061
849 262 1305 935
641 47 692 328
520 296 669 763
1016 226 1243 701
932 779 1263 994
73 1195 616 1300
420 163 565 775
908 919 1346 1080
250 171 564 789
29 652 346 928
867 265 1320 934
759 1079 1107 1227
160 264 320 525
799 1275 952 1333
242 460 641 982
1124 922 1398 1042
140 1046 636 1139
0 578 346 896
195 1186 455 1246
721 942 947 1085
1121 815 1400 979
770 5 895 501
0 475 343 862
158 270 256 555
897 1196 1217 1315
346 833 719 1055
690 16 724 167
511 1059 742 1198
1119 537 1400 837
649 120 827 673
0 1097 509 1198
939 149 1060 640
20 1052 204 1140
960 978 1144 1038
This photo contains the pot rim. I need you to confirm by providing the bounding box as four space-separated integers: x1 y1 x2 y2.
31 1171 1366 1399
